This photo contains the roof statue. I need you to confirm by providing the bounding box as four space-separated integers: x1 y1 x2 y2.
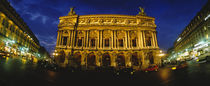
138 7 146 16
68 7 76 16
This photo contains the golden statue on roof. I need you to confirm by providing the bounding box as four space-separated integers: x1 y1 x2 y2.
138 7 146 16
68 7 76 16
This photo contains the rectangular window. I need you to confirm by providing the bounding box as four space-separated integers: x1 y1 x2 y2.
63 37 67 45
105 39 109 47
91 39 95 47
119 39 123 47
78 38 82 47
132 39 136 47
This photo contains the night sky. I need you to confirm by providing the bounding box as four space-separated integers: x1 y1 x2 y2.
7 0 208 54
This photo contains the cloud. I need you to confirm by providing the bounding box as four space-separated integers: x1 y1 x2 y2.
24 12 49 24
35 34 57 53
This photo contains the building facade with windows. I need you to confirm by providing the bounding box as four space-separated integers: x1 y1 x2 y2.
55 8 162 69
0 0 42 59
168 1 210 62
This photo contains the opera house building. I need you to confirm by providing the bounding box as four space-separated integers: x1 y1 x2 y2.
55 7 162 70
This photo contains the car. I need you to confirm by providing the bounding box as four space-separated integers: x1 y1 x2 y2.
171 62 188 70
144 65 159 72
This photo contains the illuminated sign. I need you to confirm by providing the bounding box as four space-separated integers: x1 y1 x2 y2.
205 14 210 21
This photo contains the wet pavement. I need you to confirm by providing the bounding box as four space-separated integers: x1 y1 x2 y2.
0 57 210 86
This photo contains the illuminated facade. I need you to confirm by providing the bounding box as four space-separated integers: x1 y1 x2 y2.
169 1 210 61
0 0 41 59
55 7 162 69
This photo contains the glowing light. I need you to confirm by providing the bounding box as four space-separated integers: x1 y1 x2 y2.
130 72 134 75
171 67 176 70
6 57 9 61
194 43 208 50
177 37 181 42
33 58 38 63
22 58 26 64
205 14 210 21
158 53 165 57
194 41 205 47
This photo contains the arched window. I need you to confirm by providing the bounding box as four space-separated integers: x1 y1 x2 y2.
132 53 139 66
102 53 111 67
117 54 125 67
87 53 96 66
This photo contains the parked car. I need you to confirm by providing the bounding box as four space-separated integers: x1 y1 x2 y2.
144 65 159 72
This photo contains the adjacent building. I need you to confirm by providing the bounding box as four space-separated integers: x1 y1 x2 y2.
0 0 47 60
55 7 162 69
168 1 210 62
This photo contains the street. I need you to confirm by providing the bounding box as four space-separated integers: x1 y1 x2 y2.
0 58 210 86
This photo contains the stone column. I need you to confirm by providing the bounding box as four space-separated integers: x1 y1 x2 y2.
138 30 143 48
125 31 128 49
154 32 158 48
142 31 146 47
140 51 146 69
96 52 102 67
70 30 74 47
111 52 117 67
125 52 131 67
83 31 86 48
128 31 130 48
67 30 71 47
151 31 155 48
114 30 117 48
97 31 100 48
100 30 102 49
86 31 89 48
59 31 62 46
111 30 114 49
56 31 60 46
72 31 76 47
81 52 87 66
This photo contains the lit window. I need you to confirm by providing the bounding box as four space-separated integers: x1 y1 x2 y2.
62 37 67 45
146 37 151 46
105 39 109 47
77 38 82 47
91 39 95 47
119 39 123 47
132 39 137 47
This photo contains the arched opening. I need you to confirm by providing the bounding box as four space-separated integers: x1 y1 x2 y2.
87 53 96 66
102 53 111 67
131 53 139 66
117 54 125 67
73 52 81 66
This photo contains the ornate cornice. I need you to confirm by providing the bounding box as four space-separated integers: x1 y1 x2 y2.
58 14 156 28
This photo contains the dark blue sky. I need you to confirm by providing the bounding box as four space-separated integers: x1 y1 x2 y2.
7 0 208 53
